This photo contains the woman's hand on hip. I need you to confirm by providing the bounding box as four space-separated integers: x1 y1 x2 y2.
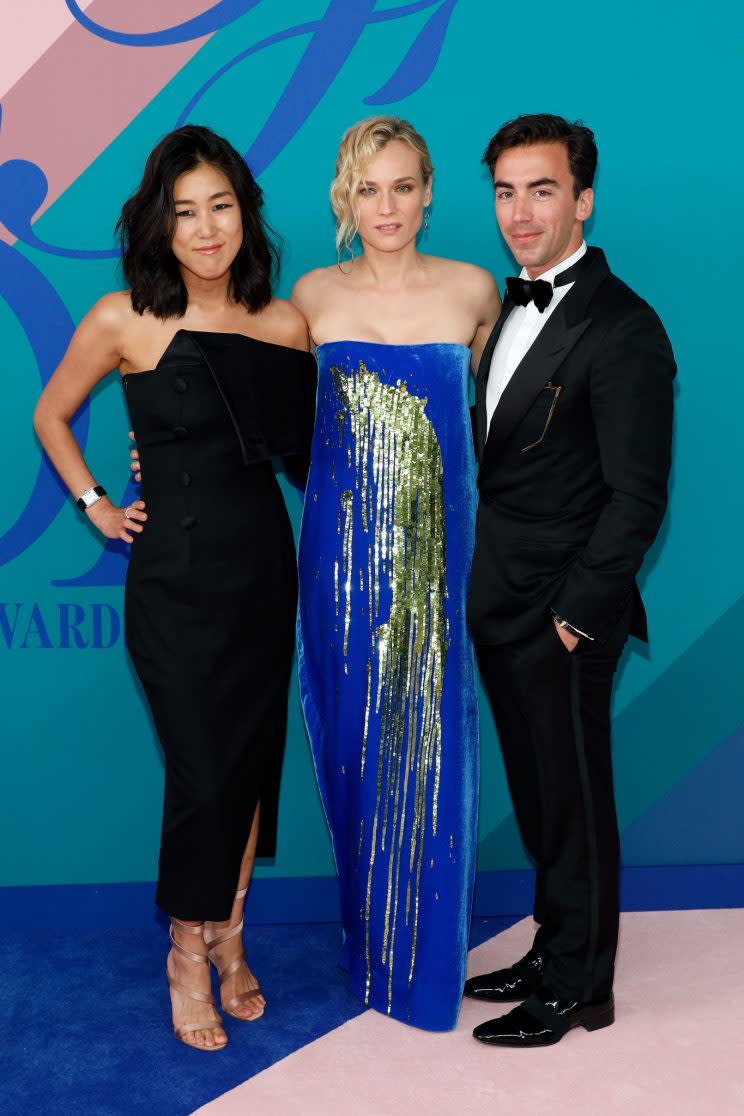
87 496 147 544
129 430 142 482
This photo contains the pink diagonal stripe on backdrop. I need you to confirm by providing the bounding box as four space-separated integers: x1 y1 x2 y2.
0 0 214 244
0 0 97 99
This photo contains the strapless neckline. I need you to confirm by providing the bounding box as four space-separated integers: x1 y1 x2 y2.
316 339 470 354
123 328 313 378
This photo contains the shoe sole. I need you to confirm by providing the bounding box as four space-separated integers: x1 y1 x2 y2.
474 1000 615 1047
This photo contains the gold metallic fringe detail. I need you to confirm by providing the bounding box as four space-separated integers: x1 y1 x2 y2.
330 360 447 1012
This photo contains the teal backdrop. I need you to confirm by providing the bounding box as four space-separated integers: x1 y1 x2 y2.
1 1 742 904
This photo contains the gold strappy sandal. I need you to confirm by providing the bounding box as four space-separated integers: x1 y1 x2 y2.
205 887 265 1021
167 919 227 1051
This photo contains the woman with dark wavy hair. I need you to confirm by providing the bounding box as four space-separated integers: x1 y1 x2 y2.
34 125 315 1051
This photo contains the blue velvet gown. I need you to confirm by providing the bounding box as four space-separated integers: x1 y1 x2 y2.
297 341 479 1031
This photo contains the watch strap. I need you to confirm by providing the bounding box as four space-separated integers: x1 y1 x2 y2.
76 485 107 512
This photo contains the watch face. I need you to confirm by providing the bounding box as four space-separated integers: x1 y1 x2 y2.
81 488 98 507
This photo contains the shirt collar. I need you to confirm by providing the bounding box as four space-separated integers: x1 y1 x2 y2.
519 240 587 287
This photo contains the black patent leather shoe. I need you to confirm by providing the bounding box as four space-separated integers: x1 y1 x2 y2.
472 988 615 1047
463 949 544 1003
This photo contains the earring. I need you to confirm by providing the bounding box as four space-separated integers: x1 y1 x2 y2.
423 208 430 233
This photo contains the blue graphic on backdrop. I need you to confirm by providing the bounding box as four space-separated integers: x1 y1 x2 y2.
64 0 266 45
0 602 120 649
0 159 118 260
0 242 87 566
0 0 460 585
363 0 456 103
175 0 457 175
2 2 457 260
64 0 451 50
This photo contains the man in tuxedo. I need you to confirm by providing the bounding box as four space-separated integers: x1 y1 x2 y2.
465 114 675 1047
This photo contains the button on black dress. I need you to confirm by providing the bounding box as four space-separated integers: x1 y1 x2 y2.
123 330 316 921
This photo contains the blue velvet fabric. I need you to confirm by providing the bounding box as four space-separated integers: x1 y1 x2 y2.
297 341 479 1031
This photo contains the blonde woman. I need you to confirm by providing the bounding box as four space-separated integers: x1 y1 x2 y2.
292 116 500 1031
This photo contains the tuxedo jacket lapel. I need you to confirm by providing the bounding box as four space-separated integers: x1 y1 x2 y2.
475 295 515 459
481 247 610 466
483 307 591 461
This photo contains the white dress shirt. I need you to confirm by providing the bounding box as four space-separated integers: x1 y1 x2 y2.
485 241 587 434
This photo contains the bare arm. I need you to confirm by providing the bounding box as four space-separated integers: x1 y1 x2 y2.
272 296 313 352
289 271 314 321
469 270 502 374
290 270 327 350
33 294 147 544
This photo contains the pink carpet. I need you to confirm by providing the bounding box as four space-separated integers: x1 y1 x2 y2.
195 910 744 1115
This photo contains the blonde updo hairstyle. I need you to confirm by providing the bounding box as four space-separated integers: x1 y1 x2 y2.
330 115 434 258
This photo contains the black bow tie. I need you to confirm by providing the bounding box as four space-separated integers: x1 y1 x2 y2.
505 276 553 313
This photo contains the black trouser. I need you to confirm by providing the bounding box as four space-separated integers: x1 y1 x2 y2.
476 605 631 1002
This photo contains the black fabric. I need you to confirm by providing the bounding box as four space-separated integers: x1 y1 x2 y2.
520 994 571 1036
468 247 673 1005
476 603 631 1002
123 331 316 921
467 247 676 646
505 276 553 312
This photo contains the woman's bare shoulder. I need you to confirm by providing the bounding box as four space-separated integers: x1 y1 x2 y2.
292 265 340 299
71 291 140 355
264 297 311 352
86 290 134 330
427 255 498 290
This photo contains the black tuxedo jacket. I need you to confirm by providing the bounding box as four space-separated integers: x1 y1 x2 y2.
466 247 676 646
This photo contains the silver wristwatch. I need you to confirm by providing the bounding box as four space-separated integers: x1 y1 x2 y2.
77 485 106 512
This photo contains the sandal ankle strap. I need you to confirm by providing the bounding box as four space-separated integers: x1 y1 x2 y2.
167 971 216 1006
171 918 205 934
215 954 246 983
205 918 244 952
170 921 209 965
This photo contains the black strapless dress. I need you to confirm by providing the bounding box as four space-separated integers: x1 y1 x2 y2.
123 330 316 921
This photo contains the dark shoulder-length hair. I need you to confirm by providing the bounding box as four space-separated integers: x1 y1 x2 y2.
117 125 279 319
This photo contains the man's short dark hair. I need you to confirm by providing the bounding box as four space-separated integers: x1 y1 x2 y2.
482 114 597 199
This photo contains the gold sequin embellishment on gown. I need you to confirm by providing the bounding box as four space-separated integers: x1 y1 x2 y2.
298 341 479 1031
